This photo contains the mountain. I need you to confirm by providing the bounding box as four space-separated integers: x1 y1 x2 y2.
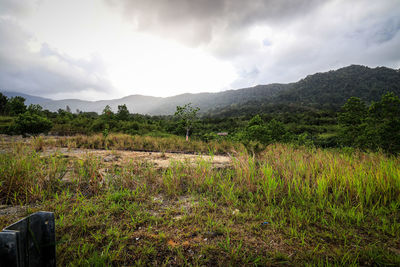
1 84 289 115
277 65 400 107
39 95 164 114
2 65 399 115
1 91 52 105
150 83 289 115
207 65 400 117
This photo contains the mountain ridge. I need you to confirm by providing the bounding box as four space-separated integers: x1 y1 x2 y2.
2 65 399 115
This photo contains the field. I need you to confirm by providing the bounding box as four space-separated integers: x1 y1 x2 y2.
1 134 399 266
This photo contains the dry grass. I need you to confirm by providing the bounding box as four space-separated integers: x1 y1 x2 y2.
51 133 244 154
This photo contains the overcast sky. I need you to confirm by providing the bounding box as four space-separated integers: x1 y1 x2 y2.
0 0 399 100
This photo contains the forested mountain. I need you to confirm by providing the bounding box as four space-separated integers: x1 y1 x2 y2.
207 65 400 117
2 65 399 115
277 65 400 107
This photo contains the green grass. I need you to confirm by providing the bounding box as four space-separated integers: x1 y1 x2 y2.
0 138 399 265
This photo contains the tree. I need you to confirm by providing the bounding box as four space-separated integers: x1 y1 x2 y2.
366 92 400 153
6 96 26 116
266 119 287 142
338 97 367 147
66 105 71 113
245 115 270 144
174 103 199 141
93 105 116 133
101 105 114 120
10 112 53 136
27 104 43 115
248 114 264 127
0 92 7 115
117 104 130 121
338 92 400 154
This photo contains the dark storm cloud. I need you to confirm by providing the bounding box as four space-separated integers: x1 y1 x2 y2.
0 17 112 98
107 0 323 47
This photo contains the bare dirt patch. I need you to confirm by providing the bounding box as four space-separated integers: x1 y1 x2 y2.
41 147 232 169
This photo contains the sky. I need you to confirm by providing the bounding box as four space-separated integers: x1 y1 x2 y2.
0 0 399 100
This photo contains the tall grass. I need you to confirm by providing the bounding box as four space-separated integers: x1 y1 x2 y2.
0 143 67 204
156 144 399 209
53 133 244 154
2 140 398 211
1 139 399 265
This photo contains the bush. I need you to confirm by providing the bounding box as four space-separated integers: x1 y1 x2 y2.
9 112 53 136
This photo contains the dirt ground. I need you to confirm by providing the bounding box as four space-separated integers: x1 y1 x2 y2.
41 147 232 169
0 134 232 169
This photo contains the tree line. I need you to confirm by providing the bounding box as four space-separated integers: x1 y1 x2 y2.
0 91 399 154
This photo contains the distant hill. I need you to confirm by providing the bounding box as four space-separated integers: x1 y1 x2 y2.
2 65 399 115
1 91 52 105
150 83 289 115
38 95 164 114
1 84 289 115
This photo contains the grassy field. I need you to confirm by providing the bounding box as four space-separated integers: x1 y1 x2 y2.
0 135 399 266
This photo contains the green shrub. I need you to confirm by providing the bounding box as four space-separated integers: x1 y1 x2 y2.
9 112 52 136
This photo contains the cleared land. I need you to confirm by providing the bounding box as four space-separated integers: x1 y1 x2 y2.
1 135 399 266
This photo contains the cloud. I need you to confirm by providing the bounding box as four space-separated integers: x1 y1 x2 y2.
251 0 400 82
106 0 323 50
0 17 113 99
1 0 399 100
0 0 40 17
108 0 400 87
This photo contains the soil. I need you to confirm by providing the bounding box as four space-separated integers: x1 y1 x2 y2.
41 147 232 169
0 135 232 169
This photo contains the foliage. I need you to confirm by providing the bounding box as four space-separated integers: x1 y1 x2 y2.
116 104 130 121
27 104 43 115
6 96 27 116
0 92 7 115
241 115 289 146
101 105 114 120
0 90 398 154
365 92 400 153
338 92 400 153
174 103 200 139
9 112 53 136
338 97 367 147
